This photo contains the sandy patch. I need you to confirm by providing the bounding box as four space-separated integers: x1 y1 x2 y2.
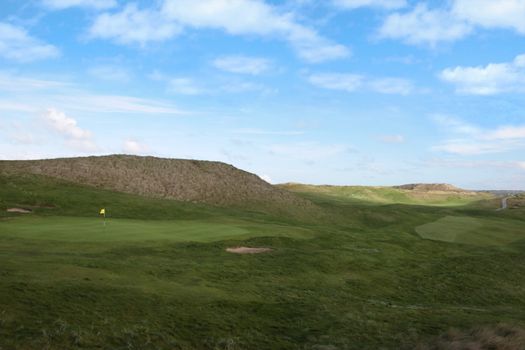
6 208 32 213
226 247 272 254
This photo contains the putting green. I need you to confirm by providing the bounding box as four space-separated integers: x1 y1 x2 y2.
415 216 525 246
0 216 313 243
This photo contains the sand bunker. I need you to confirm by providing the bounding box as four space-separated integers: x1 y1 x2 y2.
6 208 32 213
226 247 272 254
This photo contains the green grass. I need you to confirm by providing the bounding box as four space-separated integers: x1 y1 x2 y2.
1 174 525 349
416 216 525 246
0 216 314 242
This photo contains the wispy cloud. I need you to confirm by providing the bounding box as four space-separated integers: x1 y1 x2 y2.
428 158 525 171
0 72 184 115
379 134 405 144
231 128 304 136
88 65 131 82
308 73 414 95
432 116 525 155
268 142 351 162
0 71 68 91
0 22 59 62
42 0 117 10
212 55 272 75
334 0 406 10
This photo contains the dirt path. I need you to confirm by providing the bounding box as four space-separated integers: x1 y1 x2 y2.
226 247 272 254
6 208 32 213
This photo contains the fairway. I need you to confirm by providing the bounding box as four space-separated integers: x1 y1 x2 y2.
415 216 525 246
0 216 314 242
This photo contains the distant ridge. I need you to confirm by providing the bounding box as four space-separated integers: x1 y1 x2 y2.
0 155 318 216
393 183 466 192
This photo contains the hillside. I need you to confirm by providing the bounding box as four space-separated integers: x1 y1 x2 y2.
393 183 464 192
0 155 317 216
279 183 493 206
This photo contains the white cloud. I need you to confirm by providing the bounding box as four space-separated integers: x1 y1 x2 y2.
440 54 525 95
380 135 405 143
88 1 349 62
42 0 117 10
308 73 414 95
452 0 525 34
378 4 472 45
161 0 350 63
88 4 180 45
212 55 271 75
42 108 99 152
88 65 131 82
334 0 406 10
0 22 59 62
43 108 91 139
123 139 150 155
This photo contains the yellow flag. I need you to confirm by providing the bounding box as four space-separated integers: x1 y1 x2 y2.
99 208 105 215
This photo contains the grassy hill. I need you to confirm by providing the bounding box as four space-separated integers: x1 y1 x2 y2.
1 170 524 349
278 183 494 206
0 155 318 218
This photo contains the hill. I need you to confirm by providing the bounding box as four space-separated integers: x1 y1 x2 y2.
0 155 317 217
279 183 493 206
393 183 465 192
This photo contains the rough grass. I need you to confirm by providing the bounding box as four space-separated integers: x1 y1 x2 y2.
415 216 525 246
416 324 525 350
1 174 524 349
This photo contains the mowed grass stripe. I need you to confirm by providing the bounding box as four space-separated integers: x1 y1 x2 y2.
0 216 314 242
416 216 525 246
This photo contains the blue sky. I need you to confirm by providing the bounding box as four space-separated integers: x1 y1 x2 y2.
1 0 525 189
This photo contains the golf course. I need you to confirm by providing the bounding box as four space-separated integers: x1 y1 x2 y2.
1 156 524 349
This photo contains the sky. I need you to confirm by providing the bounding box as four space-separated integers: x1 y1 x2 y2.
1 0 525 189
